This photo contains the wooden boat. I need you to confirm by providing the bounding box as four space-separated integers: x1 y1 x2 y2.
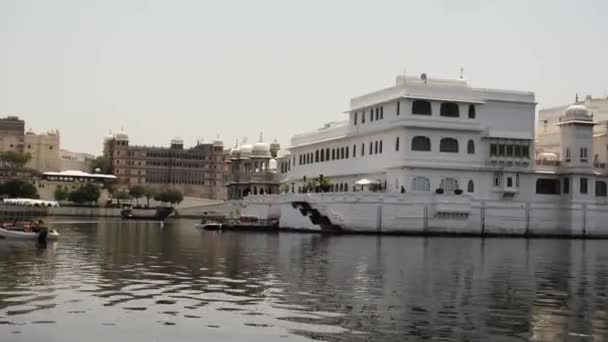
120 206 173 221
0 227 60 240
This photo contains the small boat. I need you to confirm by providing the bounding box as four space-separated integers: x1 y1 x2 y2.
196 222 223 231
120 206 174 221
0 227 60 241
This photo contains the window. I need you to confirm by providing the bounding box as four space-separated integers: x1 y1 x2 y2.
412 100 432 115
354 112 358 125
411 136 431 151
380 140 383 153
326 148 330 161
439 138 459 153
468 105 476 119
467 140 475 154
566 148 571 162
506 145 513 157
361 143 365 156
346 146 349 158
467 180 474 193
563 177 570 194
340 147 345 159
369 142 373 155
596 181 607 197
490 144 497 156
362 112 366 123
498 144 505 156
315 150 319 163
440 178 459 192
353 144 357 157
395 137 400 151
375 108 379 121
536 178 560 195
440 102 459 117
494 174 502 187
397 101 400 116
412 176 430 191
580 147 588 162
370 110 374 122
332 149 335 160
507 177 513 187
380 106 384 119
320 150 325 162
580 177 588 194
374 141 378 154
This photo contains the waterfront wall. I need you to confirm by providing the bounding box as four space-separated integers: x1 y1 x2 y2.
241 193 608 237
0 205 123 218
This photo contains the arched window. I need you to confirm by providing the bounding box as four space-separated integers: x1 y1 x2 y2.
468 105 476 119
315 150 319 163
440 178 459 192
353 144 356 157
374 141 378 154
260 188 264 195
320 150 325 162
440 138 459 153
380 140 383 153
344 183 348 192
332 149 335 160
412 176 431 191
412 100 432 115
346 146 349 158
440 102 460 117
467 140 475 154
339 183 343 192
467 180 474 193
411 136 431 151
341 147 345 159
395 137 400 151
325 148 330 161
253 186 258 195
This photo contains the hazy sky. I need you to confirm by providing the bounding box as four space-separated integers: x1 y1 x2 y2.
1 0 606 155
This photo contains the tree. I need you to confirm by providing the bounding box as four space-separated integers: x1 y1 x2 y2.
115 189 130 204
143 186 157 207
280 183 290 194
0 178 39 198
90 156 112 174
129 185 145 205
67 183 101 205
0 151 32 170
154 188 183 206
54 185 69 201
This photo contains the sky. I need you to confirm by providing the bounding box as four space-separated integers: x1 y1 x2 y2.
0 0 607 155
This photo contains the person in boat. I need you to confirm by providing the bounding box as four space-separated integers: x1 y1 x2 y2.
31 220 45 233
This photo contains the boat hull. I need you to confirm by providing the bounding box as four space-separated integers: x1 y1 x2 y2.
0 227 60 240
120 207 173 221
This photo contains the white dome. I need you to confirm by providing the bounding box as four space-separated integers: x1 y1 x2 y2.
114 131 129 141
252 141 271 157
239 144 253 156
565 104 590 117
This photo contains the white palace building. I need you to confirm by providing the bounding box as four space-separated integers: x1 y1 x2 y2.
235 74 608 237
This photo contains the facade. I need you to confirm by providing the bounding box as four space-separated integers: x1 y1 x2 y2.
0 116 62 172
226 135 281 200
34 170 116 205
24 129 61 172
233 74 608 237
61 149 95 172
103 132 228 199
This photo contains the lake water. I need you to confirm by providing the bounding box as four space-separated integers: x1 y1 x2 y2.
1 219 607 341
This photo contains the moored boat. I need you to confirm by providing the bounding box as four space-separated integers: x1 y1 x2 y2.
0 227 60 240
120 206 174 221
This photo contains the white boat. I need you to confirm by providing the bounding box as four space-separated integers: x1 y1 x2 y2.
0 227 60 240
195 222 223 231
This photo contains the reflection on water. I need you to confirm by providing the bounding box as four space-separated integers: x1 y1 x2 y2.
1 220 608 341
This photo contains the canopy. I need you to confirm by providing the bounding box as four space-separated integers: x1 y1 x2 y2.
354 178 381 186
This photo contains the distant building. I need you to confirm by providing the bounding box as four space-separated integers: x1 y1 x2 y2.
35 170 116 205
61 149 95 172
0 116 62 172
103 131 228 199
226 135 281 200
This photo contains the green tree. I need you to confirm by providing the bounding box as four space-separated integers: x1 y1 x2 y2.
143 186 157 207
280 183 290 194
54 185 69 201
154 188 183 206
67 183 101 205
129 185 145 205
115 189 130 204
0 178 39 198
0 151 32 170
90 156 112 174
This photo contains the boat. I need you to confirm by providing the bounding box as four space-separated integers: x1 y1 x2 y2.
0 227 60 240
196 222 223 231
120 206 174 221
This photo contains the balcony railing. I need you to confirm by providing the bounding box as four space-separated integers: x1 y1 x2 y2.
535 159 561 166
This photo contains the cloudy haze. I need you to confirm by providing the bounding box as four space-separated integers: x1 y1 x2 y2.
1 0 606 154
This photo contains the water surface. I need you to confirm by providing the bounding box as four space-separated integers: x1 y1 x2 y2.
0 219 607 341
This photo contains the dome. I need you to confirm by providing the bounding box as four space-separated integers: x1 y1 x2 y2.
239 144 253 157
213 139 223 147
170 137 184 145
252 141 271 157
114 130 129 141
565 104 590 118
